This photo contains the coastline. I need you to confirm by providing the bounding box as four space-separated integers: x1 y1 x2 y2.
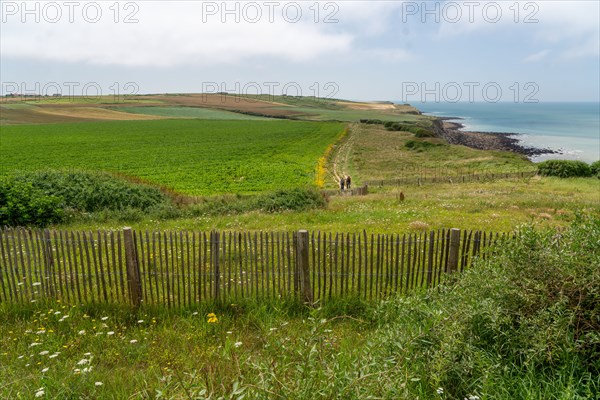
431 118 558 158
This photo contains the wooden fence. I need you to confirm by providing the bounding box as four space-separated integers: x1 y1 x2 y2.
365 170 537 187
0 227 501 307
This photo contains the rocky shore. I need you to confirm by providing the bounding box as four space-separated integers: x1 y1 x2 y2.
432 118 558 157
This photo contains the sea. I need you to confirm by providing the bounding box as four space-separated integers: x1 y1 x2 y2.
409 102 600 163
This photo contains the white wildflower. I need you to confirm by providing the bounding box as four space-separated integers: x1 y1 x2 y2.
54 311 61 315
234 341 242 348
437 387 444 395
83 352 91 356
41 367 49 373
35 388 45 397
78 330 86 335
107 331 114 336
32 282 41 286
39 351 49 356
95 382 103 387
101 316 108 321
29 342 42 347
77 359 90 365
137 320 144 324
49 353 59 359
129 339 138 344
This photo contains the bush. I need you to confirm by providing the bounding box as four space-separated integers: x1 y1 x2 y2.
537 160 592 178
0 178 64 226
405 140 440 152
0 170 173 226
386 123 435 137
590 160 600 178
253 187 327 212
372 214 600 398
189 187 328 216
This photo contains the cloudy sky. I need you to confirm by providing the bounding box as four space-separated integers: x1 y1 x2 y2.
1 0 599 102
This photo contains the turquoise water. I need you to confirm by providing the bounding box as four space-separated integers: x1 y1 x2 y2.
411 102 600 163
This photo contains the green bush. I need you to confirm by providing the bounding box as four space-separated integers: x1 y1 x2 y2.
0 178 64 226
0 170 173 226
590 160 600 178
252 187 327 212
405 140 439 152
372 214 600 398
386 123 435 137
537 160 592 178
189 187 327 216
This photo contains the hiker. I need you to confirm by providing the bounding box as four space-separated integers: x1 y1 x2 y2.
339 177 345 191
346 175 352 190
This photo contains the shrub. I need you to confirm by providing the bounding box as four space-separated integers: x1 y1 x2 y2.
253 187 327 212
373 214 600 398
0 178 64 226
590 160 600 178
405 140 439 152
0 170 173 226
189 188 328 216
537 160 592 178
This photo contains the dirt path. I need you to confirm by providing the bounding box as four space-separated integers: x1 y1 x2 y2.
330 124 357 185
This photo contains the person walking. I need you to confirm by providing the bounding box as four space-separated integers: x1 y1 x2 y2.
346 175 352 190
339 177 345 191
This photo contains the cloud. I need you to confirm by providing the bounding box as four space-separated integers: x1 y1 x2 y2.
0 1 357 67
523 49 550 63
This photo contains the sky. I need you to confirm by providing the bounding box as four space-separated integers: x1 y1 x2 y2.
1 0 599 102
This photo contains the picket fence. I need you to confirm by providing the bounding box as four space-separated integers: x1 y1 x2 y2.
0 227 501 307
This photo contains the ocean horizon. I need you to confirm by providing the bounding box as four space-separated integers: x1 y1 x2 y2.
405 101 600 163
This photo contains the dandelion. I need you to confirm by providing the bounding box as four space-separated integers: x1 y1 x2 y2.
234 341 242 348
39 351 49 356
130 339 138 344
41 367 49 373
95 382 103 387
35 388 45 397
207 313 218 323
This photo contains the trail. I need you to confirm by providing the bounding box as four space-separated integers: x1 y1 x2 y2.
330 123 357 185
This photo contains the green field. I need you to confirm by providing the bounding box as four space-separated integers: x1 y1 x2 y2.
116 106 270 120
0 119 344 195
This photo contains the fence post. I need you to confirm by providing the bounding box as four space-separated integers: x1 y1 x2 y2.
447 228 461 273
211 231 221 302
296 230 314 304
43 229 55 297
123 227 142 308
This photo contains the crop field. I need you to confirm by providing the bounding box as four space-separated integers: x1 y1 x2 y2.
117 106 270 120
0 119 345 196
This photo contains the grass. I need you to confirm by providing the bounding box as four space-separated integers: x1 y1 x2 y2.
0 119 345 196
1 215 598 399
